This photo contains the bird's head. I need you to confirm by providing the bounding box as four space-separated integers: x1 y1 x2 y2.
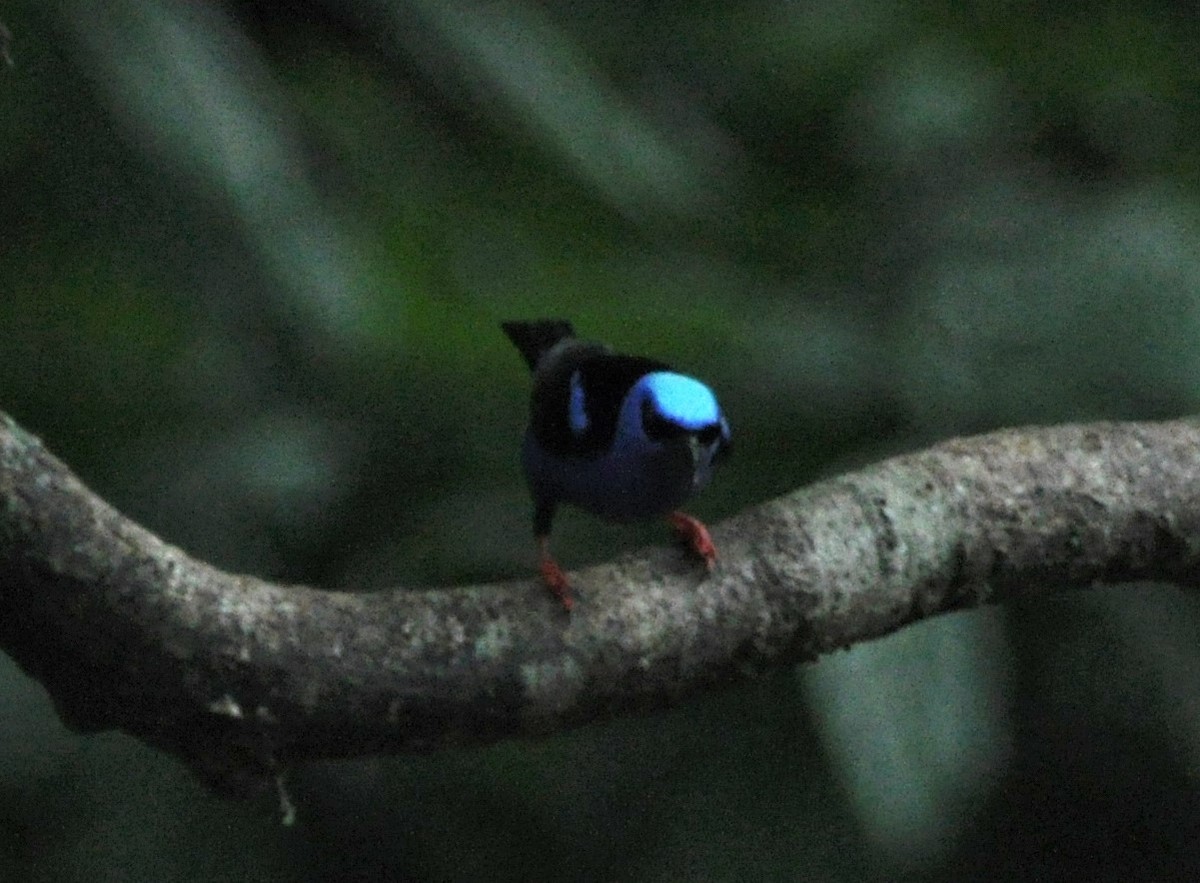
621 371 731 489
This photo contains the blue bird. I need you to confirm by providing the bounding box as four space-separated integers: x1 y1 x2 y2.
503 320 731 610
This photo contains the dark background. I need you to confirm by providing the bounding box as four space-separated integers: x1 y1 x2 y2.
3 1 1200 880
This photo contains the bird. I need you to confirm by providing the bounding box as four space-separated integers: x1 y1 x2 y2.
502 319 731 610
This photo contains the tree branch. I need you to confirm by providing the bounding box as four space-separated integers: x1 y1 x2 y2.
2 410 1199 797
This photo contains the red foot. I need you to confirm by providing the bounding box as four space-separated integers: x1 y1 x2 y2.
668 511 717 570
538 539 573 611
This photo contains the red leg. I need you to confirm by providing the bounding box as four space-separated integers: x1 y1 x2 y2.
668 511 717 570
538 536 573 611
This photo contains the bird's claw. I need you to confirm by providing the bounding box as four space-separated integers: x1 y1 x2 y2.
539 554 574 611
668 511 717 570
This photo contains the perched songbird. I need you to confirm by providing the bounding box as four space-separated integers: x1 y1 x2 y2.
503 319 731 610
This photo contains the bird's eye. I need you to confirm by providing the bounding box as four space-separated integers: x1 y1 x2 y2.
641 398 684 441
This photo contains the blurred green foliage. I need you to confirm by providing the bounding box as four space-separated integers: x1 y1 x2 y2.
3 0 1200 879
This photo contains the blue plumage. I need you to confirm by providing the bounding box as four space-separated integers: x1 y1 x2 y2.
641 372 723 430
568 371 589 434
502 320 731 610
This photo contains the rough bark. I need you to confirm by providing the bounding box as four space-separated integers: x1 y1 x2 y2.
2 410 1199 797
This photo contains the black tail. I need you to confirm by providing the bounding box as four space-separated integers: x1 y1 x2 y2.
501 320 575 371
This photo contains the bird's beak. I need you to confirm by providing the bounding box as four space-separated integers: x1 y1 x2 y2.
688 435 705 488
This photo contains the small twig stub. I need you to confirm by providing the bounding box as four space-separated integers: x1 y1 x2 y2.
0 22 13 68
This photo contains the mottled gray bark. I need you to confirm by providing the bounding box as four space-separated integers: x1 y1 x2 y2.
2 411 1199 798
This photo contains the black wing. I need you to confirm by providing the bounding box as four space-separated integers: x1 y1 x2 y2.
533 352 670 457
